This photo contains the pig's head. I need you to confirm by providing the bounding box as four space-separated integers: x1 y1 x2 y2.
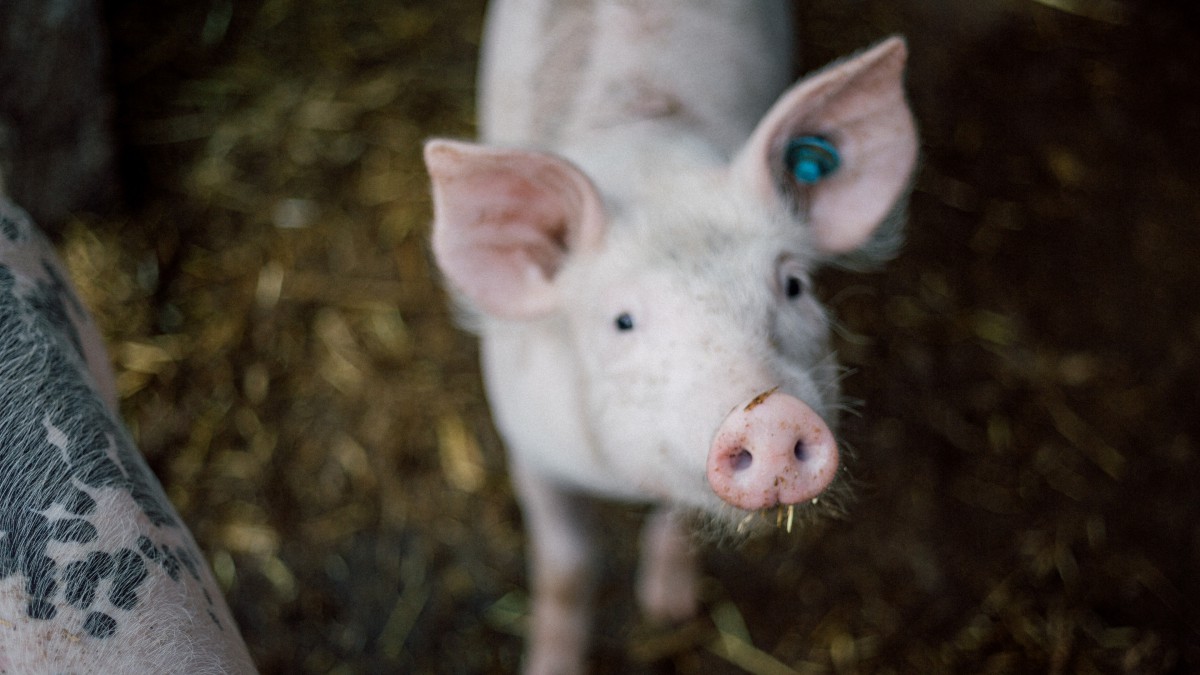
425 37 917 524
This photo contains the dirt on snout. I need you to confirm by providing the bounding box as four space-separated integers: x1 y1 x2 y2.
52 0 1200 672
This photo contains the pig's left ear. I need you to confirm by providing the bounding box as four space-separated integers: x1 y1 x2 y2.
425 139 607 319
731 36 918 255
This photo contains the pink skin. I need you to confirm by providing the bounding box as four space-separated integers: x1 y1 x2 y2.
708 389 839 511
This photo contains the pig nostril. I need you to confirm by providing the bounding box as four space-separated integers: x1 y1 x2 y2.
793 440 806 462
731 448 753 472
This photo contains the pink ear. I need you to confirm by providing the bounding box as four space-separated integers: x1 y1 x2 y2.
732 36 918 255
425 139 606 318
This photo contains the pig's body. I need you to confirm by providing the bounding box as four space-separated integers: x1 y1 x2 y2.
0 197 256 673
478 0 792 154
425 1 918 672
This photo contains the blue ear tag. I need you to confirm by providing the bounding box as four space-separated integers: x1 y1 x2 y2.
785 136 840 184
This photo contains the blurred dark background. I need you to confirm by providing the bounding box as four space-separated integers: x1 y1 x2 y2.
4 0 1198 671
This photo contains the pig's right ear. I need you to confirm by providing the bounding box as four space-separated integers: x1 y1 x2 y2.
424 139 606 319
731 36 918 257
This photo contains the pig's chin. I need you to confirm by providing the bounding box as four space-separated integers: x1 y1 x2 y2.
676 474 853 544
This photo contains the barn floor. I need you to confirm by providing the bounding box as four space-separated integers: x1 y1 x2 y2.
61 0 1200 671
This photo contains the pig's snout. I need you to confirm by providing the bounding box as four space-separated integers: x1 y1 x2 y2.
707 390 838 511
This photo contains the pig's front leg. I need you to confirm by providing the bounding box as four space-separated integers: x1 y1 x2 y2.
512 465 600 675
636 508 700 623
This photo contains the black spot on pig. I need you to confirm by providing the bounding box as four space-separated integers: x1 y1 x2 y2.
109 549 148 611
84 611 117 639
52 519 98 544
28 260 88 359
27 598 57 620
139 535 195 582
1 212 21 241
65 551 115 608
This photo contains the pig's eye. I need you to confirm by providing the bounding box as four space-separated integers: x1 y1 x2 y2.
777 259 810 301
784 275 805 299
614 312 635 331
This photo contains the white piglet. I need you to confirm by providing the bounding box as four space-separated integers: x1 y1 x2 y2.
424 1 918 672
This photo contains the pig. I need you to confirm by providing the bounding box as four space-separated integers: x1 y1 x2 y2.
423 1 918 672
0 196 256 673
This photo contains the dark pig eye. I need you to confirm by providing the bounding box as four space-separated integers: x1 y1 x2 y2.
777 259 809 301
614 312 635 331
